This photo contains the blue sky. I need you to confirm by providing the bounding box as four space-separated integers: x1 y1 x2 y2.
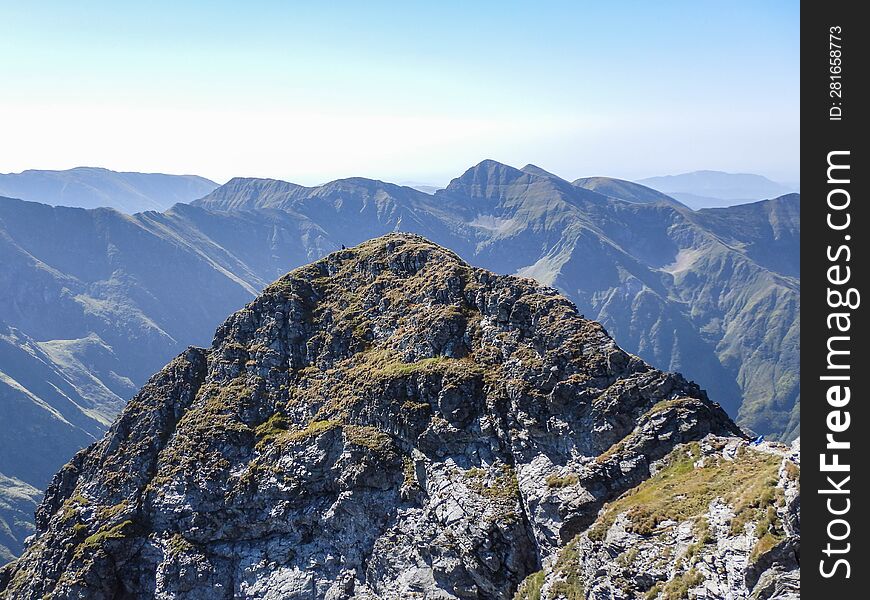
0 1 799 185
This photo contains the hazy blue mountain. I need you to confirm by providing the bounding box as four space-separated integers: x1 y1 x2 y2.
637 170 797 209
572 176 686 207
0 167 218 213
0 162 799 558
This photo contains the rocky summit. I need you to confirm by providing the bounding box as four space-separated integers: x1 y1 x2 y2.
0 234 798 599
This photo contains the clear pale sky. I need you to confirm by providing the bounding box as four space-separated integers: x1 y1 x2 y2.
0 1 799 186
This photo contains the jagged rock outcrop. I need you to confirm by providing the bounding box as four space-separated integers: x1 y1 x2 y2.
2 234 767 599
517 438 800 600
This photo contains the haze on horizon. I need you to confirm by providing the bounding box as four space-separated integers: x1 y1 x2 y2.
0 1 799 187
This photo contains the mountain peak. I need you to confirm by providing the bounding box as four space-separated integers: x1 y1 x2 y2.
1 233 750 599
454 159 525 180
192 177 309 211
444 160 535 198
520 164 562 179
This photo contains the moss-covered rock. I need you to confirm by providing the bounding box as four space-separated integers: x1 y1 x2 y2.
531 437 800 599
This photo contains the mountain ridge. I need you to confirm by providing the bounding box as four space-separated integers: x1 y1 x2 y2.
0 167 218 213
572 176 686 207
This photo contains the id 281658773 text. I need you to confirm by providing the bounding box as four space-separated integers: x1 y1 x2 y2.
828 26 844 121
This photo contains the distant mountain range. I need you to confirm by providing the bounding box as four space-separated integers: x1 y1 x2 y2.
0 167 218 213
0 160 799 559
637 170 798 209
0 166 797 212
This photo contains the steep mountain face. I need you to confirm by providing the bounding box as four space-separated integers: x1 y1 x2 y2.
0 167 217 213
191 177 309 211
692 195 800 279
637 171 797 209
0 235 798 600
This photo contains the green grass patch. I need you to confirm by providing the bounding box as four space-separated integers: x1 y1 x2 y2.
167 532 195 557
783 460 800 482
550 536 586 599
402 456 418 489
75 520 134 558
661 568 705 599
513 570 545 600
59 492 92 523
546 473 579 488
646 398 696 416
345 425 393 453
590 442 782 540
96 500 129 522
254 413 290 447
376 356 452 378
616 546 640 567
284 419 341 443
465 463 520 503
401 400 430 412
749 532 782 563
